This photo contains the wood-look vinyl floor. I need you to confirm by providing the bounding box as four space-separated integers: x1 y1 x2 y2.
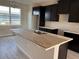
0 36 29 59
67 50 79 59
0 36 79 59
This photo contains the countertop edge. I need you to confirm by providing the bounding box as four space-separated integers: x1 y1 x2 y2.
45 38 73 51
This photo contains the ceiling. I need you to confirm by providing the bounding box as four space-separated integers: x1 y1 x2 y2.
14 0 59 5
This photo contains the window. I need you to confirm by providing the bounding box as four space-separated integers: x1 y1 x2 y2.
0 6 9 25
11 7 21 25
0 5 21 25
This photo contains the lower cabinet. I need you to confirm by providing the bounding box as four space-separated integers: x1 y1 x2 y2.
64 32 79 53
39 27 58 34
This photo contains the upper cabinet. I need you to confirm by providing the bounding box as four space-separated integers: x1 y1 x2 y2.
32 5 59 27
45 4 59 21
32 6 46 26
32 7 40 15
39 6 46 26
58 0 79 23
57 0 70 14
33 0 79 23
69 0 79 22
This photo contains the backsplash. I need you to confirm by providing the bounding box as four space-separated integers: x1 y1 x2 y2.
45 14 79 33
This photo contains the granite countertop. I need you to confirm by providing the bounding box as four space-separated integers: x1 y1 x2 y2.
64 30 79 35
12 29 72 51
39 26 79 35
39 26 58 30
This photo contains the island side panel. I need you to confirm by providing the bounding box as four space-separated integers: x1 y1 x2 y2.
58 43 68 59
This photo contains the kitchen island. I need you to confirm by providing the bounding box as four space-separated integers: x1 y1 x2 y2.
12 29 72 59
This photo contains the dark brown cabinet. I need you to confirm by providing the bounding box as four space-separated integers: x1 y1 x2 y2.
39 27 58 34
69 0 79 22
32 7 40 15
32 5 59 26
58 0 79 23
64 32 79 53
57 0 70 14
45 4 59 21
45 6 51 21
39 7 46 26
32 6 46 26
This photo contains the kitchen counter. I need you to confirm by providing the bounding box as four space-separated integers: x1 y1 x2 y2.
64 30 79 35
39 26 57 30
12 29 72 50
39 26 79 35
12 29 72 59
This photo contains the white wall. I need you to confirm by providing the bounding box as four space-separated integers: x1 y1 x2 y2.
21 5 32 29
27 5 33 30
0 0 33 30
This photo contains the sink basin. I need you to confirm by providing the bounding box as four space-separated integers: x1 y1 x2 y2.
34 30 46 34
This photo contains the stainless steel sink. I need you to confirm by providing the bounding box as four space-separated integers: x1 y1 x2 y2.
34 30 46 34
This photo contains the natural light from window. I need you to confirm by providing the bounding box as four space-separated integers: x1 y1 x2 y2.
0 5 21 25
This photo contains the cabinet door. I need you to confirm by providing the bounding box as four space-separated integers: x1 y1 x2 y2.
32 7 40 15
58 0 70 14
64 32 79 53
45 6 51 21
45 5 59 21
50 5 59 21
39 6 45 26
32 6 45 26
69 0 79 22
